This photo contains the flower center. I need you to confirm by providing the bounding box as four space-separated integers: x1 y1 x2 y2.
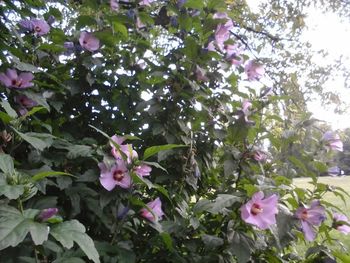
301 210 308 220
251 203 263 215
83 40 87 44
12 79 22 87
34 26 41 32
113 170 124 181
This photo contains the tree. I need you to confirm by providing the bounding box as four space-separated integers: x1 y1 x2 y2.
0 0 349 262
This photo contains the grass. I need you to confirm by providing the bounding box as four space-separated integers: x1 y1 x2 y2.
293 176 350 257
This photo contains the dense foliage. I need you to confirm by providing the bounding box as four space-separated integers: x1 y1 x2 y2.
0 0 349 262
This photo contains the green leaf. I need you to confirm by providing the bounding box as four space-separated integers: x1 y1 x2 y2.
193 195 241 214
12 129 54 151
1 99 18 118
160 232 174 251
0 206 44 250
29 222 49 245
67 145 92 159
11 55 41 73
0 184 24 199
143 144 187 160
113 22 128 39
0 154 14 174
228 232 254 263
201 234 224 248
184 0 204 9
50 220 100 263
31 170 73 182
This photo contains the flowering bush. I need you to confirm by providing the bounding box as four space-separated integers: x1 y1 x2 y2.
0 1 349 262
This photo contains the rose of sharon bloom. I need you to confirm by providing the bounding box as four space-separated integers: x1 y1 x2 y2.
244 60 265 81
15 95 38 115
37 208 58 221
328 166 340 177
110 0 119 10
333 213 350 234
240 191 278 230
19 19 50 36
134 164 152 177
225 44 244 66
140 197 164 222
139 0 154 6
110 135 138 163
0 69 34 89
79 32 100 52
253 150 268 162
295 200 326 241
99 159 132 191
322 131 343 152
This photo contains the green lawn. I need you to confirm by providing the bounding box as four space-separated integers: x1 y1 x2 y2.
293 176 350 257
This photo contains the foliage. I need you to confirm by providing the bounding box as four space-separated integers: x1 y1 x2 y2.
0 0 349 262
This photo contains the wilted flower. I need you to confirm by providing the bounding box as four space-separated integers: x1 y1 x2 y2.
79 32 100 52
333 213 350 234
14 95 37 115
110 0 119 10
328 166 340 177
240 191 278 230
322 131 343 152
19 18 50 36
295 200 326 241
236 100 254 125
195 65 209 82
140 197 164 222
99 159 132 191
37 208 58 221
134 164 152 177
0 69 34 89
244 60 265 81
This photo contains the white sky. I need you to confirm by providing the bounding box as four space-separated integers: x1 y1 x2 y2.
246 0 350 130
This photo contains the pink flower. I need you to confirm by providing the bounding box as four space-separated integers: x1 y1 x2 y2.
322 131 343 152
110 0 119 10
240 191 278 230
333 213 350 235
79 32 100 52
195 65 209 82
134 164 152 177
253 150 268 162
207 41 216 51
139 0 154 6
237 100 254 125
0 69 34 89
140 197 164 222
225 44 244 66
19 18 50 36
295 200 326 241
110 135 138 163
212 13 234 51
244 60 265 81
37 208 58 221
99 160 132 191
14 95 38 115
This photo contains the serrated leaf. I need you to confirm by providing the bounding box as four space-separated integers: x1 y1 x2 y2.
0 184 24 199
12 129 54 151
50 220 100 263
29 222 49 245
0 206 41 250
0 154 14 174
143 144 187 160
